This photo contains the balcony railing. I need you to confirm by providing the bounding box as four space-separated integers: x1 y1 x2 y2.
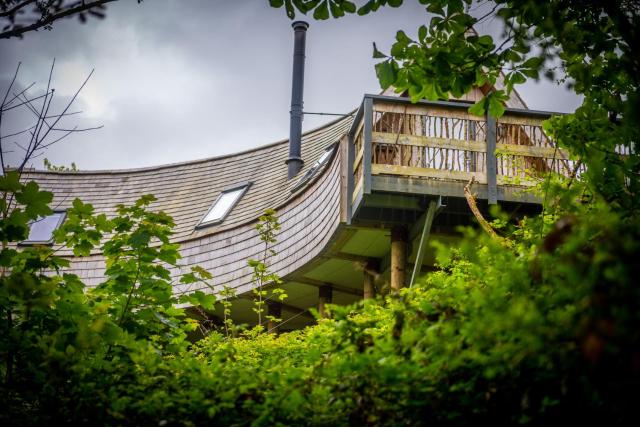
347 95 580 219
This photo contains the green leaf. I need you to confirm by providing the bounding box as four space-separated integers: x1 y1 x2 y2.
488 94 506 117
15 181 53 219
418 25 427 41
313 1 329 19
0 170 21 192
477 35 494 49
372 42 387 59
375 60 397 89
342 1 356 13
395 30 411 44
468 98 487 116
330 0 345 17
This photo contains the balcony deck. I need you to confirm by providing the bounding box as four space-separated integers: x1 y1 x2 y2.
346 94 579 225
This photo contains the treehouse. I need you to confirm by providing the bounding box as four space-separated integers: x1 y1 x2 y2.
22 22 577 332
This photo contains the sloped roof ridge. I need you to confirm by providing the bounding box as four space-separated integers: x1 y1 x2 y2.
28 114 353 176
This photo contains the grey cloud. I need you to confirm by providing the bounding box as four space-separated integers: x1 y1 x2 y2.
1 0 581 170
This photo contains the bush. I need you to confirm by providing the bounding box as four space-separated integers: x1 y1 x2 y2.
1 169 639 425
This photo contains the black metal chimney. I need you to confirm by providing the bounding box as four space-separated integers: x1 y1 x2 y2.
286 21 309 180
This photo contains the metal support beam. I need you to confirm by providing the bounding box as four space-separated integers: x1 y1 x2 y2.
486 114 498 204
409 197 442 287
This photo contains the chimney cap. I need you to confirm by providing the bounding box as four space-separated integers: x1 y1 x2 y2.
292 21 309 30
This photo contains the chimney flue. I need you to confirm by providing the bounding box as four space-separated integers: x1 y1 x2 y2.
286 21 309 180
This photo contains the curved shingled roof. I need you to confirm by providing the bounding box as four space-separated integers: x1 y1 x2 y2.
22 116 353 294
23 115 353 244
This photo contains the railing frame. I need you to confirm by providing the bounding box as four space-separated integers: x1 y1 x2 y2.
346 94 562 218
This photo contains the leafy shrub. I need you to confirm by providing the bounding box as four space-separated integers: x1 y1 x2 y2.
1 168 639 426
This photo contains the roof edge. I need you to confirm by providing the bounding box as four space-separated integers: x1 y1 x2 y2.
22 114 352 176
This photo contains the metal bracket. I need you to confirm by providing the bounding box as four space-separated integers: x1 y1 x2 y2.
409 196 444 287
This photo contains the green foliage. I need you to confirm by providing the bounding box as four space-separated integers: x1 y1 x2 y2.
272 0 640 128
0 1 638 424
2 172 639 425
43 158 78 172
250 208 286 330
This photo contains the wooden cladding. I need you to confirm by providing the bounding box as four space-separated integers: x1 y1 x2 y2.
348 97 583 201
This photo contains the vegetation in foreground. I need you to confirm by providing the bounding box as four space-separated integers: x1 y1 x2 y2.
0 0 638 425
0 164 638 425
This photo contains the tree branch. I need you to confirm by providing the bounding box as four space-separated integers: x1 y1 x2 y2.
464 177 509 246
0 0 36 18
0 0 118 40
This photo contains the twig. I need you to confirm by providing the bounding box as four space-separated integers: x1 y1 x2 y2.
463 176 508 245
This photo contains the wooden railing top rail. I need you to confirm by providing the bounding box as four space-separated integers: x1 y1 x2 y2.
345 95 571 222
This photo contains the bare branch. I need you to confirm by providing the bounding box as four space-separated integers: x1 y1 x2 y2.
0 0 36 19
2 89 51 113
464 177 510 246
1 60 99 182
0 62 21 173
0 0 119 40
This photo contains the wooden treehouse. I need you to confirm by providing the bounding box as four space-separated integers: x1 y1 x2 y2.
21 22 576 332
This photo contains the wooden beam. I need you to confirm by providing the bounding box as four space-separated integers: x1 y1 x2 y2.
347 129 355 224
390 226 408 292
291 276 363 298
363 193 423 210
329 252 374 264
328 228 357 255
373 100 476 119
372 163 488 184
353 147 364 170
238 294 313 320
363 259 378 300
371 175 542 204
363 97 373 194
352 177 363 203
372 132 487 152
486 114 498 204
496 143 570 159
318 285 332 318
497 115 547 126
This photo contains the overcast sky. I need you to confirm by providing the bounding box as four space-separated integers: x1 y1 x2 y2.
0 0 582 171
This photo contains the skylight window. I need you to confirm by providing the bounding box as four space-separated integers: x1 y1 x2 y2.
198 183 251 227
22 212 66 245
291 144 336 193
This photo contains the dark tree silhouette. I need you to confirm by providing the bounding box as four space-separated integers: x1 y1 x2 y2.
0 0 142 39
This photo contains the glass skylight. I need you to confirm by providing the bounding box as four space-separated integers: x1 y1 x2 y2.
199 183 250 227
291 144 336 193
22 212 66 244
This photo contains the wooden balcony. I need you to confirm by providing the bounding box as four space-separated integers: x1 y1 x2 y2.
346 95 579 225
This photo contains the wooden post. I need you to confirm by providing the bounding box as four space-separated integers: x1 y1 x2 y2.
363 97 373 194
318 285 332 318
469 120 477 172
390 226 407 292
266 301 282 334
363 259 377 300
486 114 498 204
